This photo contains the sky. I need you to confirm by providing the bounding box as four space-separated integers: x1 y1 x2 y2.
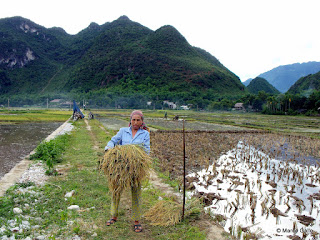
1 0 320 82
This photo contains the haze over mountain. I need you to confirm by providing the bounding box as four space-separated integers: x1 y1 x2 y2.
258 62 320 93
247 77 280 95
0 16 245 102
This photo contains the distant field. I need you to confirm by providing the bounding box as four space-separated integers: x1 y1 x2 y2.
93 109 320 138
0 108 319 137
0 109 72 123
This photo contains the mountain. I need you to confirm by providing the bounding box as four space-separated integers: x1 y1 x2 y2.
258 62 320 93
287 71 320 96
242 78 253 86
247 77 280 94
0 16 245 101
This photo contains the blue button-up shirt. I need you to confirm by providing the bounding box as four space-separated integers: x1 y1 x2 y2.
105 127 150 154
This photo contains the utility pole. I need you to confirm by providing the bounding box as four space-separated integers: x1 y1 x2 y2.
47 98 49 109
182 119 186 221
7 98 9 110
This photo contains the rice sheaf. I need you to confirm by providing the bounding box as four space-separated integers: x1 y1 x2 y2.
100 144 152 197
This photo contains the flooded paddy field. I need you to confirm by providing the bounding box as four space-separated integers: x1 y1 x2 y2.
0 122 61 179
150 131 320 239
146 118 251 131
96 117 128 130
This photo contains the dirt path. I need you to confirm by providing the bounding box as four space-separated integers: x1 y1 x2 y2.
84 119 100 150
92 118 231 240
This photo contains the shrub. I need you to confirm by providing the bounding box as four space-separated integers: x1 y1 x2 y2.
30 134 70 174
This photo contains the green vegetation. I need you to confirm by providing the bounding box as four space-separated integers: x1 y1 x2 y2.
30 134 70 174
247 77 280 94
288 71 320 95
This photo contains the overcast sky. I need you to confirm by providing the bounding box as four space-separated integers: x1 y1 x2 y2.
1 0 320 81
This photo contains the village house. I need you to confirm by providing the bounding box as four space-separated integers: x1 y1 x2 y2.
163 100 177 109
234 103 245 111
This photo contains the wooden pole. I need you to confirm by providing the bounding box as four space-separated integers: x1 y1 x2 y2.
182 119 186 220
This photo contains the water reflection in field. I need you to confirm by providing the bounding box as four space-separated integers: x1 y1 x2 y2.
0 122 61 178
97 117 128 130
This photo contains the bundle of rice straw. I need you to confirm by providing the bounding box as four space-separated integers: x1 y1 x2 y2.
145 198 202 226
144 200 181 226
100 144 152 197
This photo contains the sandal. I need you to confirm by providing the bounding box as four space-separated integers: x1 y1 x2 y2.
134 224 143 233
106 218 117 226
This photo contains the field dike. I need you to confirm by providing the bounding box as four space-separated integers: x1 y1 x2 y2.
0 117 230 240
0 117 72 196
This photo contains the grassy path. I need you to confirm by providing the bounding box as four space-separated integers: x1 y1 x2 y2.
1 119 230 239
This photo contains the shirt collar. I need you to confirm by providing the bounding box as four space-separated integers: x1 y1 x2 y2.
126 126 144 136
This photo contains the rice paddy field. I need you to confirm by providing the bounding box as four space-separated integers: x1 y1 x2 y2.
0 109 72 178
0 122 62 178
94 109 320 138
150 130 320 239
1 109 320 239
0 109 72 124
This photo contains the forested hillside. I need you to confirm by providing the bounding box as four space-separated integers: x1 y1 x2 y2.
247 77 279 94
288 71 320 95
0 16 245 108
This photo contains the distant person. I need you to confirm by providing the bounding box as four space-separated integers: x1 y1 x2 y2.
88 112 94 120
72 100 84 119
104 110 150 233
164 111 167 119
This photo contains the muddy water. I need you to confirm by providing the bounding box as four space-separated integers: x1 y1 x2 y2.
0 122 61 179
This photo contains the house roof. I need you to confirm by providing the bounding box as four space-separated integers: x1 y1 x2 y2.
234 103 244 108
50 99 62 103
